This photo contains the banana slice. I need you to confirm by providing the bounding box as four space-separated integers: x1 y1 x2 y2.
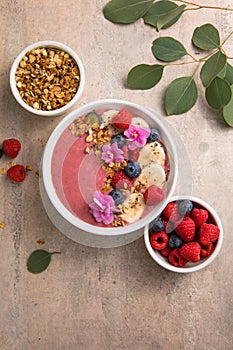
100 109 120 135
120 193 145 223
131 117 150 129
134 163 166 189
138 141 165 167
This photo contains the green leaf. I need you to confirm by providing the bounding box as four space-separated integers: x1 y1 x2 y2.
223 85 233 127
103 0 154 24
165 76 198 115
192 23 220 50
143 1 182 30
217 65 227 79
127 64 164 89
200 51 227 87
205 77 231 110
27 249 52 273
152 37 187 62
224 63 233 85
156 4 186 31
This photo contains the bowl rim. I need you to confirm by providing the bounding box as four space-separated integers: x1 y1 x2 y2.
144 195 224 273
9 40 85 116
41 98 178 236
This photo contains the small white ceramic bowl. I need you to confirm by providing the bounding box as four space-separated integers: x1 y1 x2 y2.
9 40 85 117
144 195 223 273
40 99 178 248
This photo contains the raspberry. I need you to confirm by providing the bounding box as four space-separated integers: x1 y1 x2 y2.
128 148 140 162
144 185 164 206
162 202 180 222
112 109 132 130
111 170 134 190
191 208 209 228
168 248 187 267
160 246 172 257
199 223 220 245
2 138 21 158
180 242 201 262
175 217 195 242
7 164 26 182
200 243 214 257
149 231 168 250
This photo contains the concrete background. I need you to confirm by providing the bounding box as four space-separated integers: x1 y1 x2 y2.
0 1 233 349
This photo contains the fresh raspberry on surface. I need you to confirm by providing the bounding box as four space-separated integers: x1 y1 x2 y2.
168 248 187 267
162 202 180 222
144 184 164 206
199 223 220 245
2 138 21 158
149 231 168 250
7 164 26 182
112 109 132 130
175 217 195 242
191 208 209 228
200 243 215 257
180 242 201 262
111 170 134 190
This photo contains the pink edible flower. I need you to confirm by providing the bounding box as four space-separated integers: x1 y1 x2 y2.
124 124 150 150
89 191 115 225
101 142 124 164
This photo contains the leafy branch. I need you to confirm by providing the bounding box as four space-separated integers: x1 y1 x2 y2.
103 0 233 126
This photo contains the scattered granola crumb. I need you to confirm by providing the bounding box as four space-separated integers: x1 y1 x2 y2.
0 167 6 175
36 239 45 245
26 164 33 171
35 170 40 178
0 222 6 229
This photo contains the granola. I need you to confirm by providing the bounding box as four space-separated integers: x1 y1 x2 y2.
15 47 80 111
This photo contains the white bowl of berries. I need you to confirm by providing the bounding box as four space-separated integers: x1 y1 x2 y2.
144 195 223 273
40 99 178 248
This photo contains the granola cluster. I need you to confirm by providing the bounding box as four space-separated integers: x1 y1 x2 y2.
15 47 80 111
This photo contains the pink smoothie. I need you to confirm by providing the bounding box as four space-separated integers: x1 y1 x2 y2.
51 109 170 228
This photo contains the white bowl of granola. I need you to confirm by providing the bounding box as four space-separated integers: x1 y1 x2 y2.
10 40 85 117
40 99 178 247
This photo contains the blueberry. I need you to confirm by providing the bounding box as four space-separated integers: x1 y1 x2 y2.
151 217 164 232
109 189 125 206
147 128 160 142
111 134 126 149
125 162 141 178
168 234 183 248
0 149 3 158
177 200 193 215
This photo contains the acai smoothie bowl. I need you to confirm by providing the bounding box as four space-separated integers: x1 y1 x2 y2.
40 99 178 247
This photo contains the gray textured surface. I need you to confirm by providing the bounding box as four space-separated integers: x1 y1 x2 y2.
0 1 233 349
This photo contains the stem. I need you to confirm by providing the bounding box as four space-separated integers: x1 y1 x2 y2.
165 60 197 67
177 0 233 11
192 62 202 77
198 49 219 62
221 31 233 46
188 52 198 62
